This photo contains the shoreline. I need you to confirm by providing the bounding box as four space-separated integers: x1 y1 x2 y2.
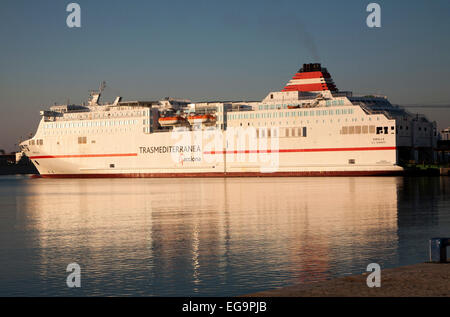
245 262 450 297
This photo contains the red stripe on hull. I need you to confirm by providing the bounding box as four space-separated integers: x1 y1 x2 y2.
37 170 404 178
204 146 396 155
29 147 396 160
29 153 138 159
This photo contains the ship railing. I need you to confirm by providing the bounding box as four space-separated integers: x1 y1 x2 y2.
354 102 394 120
43 111 145 122
331 91 353 98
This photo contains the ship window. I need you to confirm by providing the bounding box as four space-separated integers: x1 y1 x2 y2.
384 127 388 134
369 125 375 133
298 127 302 136
349 126 355 134
362 126 368 134
291 128 296 137
342 127 348 134
78 136 87 144
376 127 383 134
110 164 115 168
302 127 307 137
355 126 361 134
348 159 355 164
285 128 289 137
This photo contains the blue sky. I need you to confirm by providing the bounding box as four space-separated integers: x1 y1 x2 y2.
1 0 450 151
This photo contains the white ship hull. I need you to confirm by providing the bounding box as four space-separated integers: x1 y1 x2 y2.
26 124 403 178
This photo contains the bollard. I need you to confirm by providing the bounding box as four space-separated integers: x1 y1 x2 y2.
429 238 450 263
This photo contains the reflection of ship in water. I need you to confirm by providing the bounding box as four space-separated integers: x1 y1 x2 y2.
396 177 450 265
14 177 407 295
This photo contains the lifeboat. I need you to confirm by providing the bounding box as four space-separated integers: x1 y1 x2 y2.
158 115 186 126
287 105 300 109
187 114 216 125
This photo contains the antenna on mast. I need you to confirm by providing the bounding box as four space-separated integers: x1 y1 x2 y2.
100 81 106 93
88 81 106 106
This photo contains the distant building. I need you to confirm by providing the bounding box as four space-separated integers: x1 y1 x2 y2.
437 128 450 163
441 128 450 141
0 151 16 165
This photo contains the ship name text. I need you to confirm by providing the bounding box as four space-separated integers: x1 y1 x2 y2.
139 145 201 154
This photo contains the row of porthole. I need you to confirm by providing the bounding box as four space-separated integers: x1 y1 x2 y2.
229 108 356 120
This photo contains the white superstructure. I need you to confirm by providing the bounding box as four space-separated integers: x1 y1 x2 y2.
20 64 437 177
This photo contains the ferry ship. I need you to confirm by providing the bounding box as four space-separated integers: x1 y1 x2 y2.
19 63 437 177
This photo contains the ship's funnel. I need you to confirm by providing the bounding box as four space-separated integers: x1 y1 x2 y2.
282 63 337 92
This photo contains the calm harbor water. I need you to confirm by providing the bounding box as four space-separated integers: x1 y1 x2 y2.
0 176 449 296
